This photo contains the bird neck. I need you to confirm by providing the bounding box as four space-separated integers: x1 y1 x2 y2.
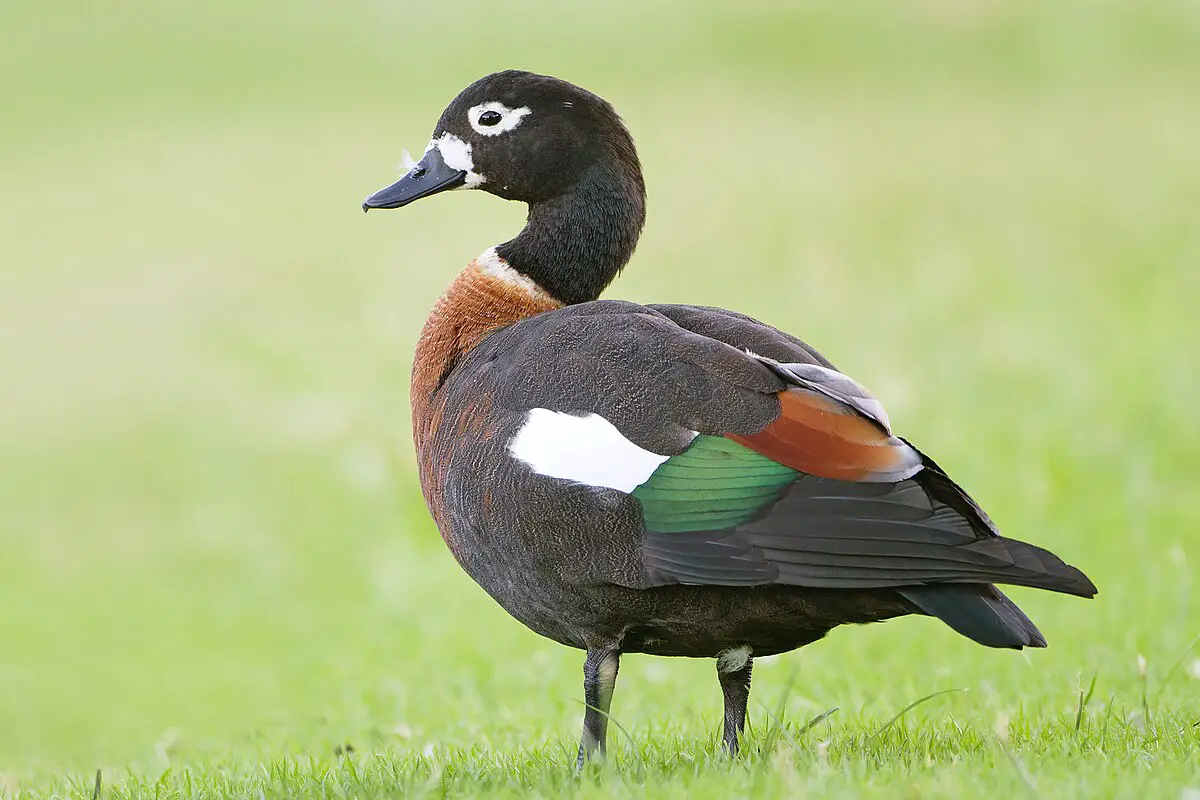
496 159 646 305
410 257 561 450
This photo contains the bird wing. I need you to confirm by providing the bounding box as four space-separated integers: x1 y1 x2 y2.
486 301 1096 599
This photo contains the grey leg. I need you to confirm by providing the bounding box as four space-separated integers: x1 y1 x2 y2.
576 648 620 768
717 650 753 756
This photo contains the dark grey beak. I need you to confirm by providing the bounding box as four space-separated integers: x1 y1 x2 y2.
362 146 467 212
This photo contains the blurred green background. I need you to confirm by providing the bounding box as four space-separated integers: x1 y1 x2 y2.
2 0 1198 796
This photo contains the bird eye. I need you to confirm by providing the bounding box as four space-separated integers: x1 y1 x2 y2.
468 102 532 136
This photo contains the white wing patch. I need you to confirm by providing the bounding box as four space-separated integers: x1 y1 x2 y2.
508 409 693 493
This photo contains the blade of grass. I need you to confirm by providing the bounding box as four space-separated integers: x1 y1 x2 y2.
794 706 839 738
573 700 642 777
1138 654 1150 727
756 702 839 755
757 666 800 755
870 688 968 739
1074 671 1098 733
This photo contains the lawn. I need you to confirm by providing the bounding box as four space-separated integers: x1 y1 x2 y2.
1 1 1198 797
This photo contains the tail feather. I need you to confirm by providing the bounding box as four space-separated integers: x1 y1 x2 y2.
899 584 1048 649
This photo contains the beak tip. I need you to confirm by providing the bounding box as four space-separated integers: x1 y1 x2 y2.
362 202 371 213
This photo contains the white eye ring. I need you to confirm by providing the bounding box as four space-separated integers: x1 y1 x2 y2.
468 101 532 136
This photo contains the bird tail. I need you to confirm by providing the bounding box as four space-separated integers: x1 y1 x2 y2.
898 584 1048 649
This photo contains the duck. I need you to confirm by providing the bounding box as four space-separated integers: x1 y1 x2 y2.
362 70 1097 766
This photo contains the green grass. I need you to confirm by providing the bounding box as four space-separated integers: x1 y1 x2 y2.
2 1 1199 797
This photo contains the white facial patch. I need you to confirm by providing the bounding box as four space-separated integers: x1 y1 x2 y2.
508 409 695 493
468 101 532 136
425 132 486 188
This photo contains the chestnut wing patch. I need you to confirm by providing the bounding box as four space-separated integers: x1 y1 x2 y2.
727 360 921 484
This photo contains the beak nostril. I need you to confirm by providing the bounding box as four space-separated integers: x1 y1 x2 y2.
364 144 465 210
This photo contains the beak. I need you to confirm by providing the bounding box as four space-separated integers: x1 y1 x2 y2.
362 146 467 212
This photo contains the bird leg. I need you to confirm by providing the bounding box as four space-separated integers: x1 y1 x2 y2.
576 648 620 768
717 648 753 756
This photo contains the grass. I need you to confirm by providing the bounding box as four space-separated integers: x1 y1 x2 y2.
2 0 1199 797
